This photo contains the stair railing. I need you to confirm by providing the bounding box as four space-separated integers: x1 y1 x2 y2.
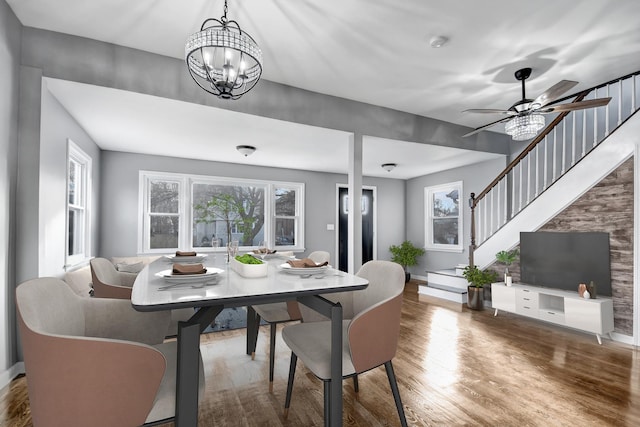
469 71 640 266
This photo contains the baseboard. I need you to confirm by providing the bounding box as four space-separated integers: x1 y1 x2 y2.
0 362 25 390
611 332 634 346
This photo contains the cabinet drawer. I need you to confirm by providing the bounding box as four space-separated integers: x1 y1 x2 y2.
538 309 565 325
515 289 538 317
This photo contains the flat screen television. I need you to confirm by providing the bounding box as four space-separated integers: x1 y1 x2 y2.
519 231 612 296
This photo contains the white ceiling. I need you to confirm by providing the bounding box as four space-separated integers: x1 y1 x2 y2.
10 0 640 179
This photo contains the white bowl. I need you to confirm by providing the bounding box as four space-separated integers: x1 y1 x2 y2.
230 257 268 278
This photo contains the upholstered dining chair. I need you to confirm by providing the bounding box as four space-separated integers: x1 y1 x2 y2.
90 257 138 299
281 260 408 426
90 257 192 337
16 277 205 427
251 250 331 392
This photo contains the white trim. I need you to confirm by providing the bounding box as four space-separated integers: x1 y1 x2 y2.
0 362 25 390
138 170 305 253
424 181 463 253
65 140 92 270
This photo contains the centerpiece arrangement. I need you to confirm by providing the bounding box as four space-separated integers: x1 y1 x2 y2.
231 253 268 278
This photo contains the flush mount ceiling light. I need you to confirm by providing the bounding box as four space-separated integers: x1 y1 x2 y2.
381 163 397 172
236 145 256 156
504 114 546 141
185 0 263 100
429 36 449 48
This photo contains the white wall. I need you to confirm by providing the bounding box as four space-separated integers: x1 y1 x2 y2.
0 0 21 388
99 151 405 265
406 157 507 276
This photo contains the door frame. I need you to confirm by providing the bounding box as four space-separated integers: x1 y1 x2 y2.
335 184 378 271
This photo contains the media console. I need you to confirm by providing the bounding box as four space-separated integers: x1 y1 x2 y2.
491 283 614 344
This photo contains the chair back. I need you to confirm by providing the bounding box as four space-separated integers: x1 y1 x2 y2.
308 250 331 265
90 257 133 298
348 260 405 373
16 277 167 427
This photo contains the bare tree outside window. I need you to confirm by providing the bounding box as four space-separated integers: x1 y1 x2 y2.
193 184 265 247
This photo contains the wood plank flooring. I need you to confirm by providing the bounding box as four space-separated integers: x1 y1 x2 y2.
2 283 640 426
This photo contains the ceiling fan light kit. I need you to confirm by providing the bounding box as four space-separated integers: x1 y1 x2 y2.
185 0 263 100
381 163 397 172
504 114 545 141
463 67 612 140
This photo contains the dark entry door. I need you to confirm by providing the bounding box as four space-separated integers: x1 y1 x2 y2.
338 187 374 272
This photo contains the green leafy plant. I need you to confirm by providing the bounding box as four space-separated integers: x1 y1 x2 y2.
495 249 519 266
462 265 498 288
389 240 426 270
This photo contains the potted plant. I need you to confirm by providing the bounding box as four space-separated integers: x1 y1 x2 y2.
462 265 498 310
495 249 519 285
389 240 426 283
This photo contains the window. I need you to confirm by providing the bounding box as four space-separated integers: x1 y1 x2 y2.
66 140 92 267
425 181 463 252
140 172 304 253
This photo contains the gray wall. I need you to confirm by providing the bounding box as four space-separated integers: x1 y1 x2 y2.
39 80 101 277
0 0 21 382
100 151 405 265
406 157 507 276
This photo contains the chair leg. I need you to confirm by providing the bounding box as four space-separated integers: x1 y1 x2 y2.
384 361 407 427
323 380 331 427
353 375 359 401
269 322 277 392
283 352 297 419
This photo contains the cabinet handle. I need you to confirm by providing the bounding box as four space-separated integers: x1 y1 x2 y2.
547 311 555 315
523 306 530 309
523 298 530 301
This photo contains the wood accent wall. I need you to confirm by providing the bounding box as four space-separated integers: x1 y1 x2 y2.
491 157 634 335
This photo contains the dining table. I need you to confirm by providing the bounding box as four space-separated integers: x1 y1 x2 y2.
131 254 368 427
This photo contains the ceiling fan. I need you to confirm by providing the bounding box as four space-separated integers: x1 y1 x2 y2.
462 67 612 140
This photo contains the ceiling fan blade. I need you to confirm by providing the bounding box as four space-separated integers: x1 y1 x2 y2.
462 117 512 137
539 97 612 113
463 108 516 115
532 80 579 108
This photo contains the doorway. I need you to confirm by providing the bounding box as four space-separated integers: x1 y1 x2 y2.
337 186 376 272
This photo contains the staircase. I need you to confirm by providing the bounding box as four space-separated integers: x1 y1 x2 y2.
471 71 640 267
420 70 640 307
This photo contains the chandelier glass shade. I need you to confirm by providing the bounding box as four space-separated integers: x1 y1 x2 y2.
504 114 545 141
185 0 263 100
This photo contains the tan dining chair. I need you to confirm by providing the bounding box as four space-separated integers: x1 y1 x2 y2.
16 277 205 427
281 260 408 426
89 257 193 337
251 250 331 392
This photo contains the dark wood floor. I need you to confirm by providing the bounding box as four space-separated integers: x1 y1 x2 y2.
3 282 640 426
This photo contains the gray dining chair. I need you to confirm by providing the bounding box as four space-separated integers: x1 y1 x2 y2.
16 277 205 427
250 250 331 392
90 257 193 337
281 260 408 426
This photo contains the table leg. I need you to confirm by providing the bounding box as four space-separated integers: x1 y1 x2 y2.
246 305 258 356
330 302 343 427
175 306 222 427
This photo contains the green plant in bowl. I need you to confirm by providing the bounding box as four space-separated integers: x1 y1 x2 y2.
235 254 264 264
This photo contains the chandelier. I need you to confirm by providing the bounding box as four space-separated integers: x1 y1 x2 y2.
504 114 545 141
185 0 263 100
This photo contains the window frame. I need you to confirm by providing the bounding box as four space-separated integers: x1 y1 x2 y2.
65 140 92 268
138 171 305 253
424 181 463 253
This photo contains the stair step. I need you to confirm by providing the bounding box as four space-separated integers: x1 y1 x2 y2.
427 270 469 291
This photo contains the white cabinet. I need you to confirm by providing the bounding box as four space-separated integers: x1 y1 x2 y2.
491 283 614 344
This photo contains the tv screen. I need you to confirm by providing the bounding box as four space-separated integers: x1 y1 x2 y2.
520 231 612 296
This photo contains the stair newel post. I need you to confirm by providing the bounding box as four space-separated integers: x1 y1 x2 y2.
469 193 476 267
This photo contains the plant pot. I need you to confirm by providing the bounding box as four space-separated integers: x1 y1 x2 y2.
405 271 411 283
467 286 484 310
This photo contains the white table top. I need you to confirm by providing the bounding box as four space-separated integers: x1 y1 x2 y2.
131 255 369 311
